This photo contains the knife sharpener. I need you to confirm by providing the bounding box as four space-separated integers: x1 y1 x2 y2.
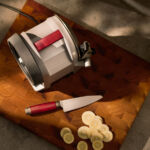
7 15 94 91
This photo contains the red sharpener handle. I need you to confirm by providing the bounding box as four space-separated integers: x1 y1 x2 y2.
25 102 59 115
34 30 63 51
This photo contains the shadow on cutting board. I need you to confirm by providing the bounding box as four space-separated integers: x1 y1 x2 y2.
44 24 150 101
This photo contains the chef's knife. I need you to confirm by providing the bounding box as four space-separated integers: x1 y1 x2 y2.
25 95 103 115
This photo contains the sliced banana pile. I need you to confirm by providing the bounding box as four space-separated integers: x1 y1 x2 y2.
78 111 113 150
60 127 74 144
60 111 113 150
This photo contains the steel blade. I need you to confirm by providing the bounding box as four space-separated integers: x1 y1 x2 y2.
60 95 103 112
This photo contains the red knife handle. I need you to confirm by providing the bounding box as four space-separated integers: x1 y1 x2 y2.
25 102 60 115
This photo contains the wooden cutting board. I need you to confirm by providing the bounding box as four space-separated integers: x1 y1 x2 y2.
0 0 150 149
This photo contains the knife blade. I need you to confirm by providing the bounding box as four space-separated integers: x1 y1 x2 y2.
60 95 102 112
25 95 103 115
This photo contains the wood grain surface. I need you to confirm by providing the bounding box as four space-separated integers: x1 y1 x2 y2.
0 0 150 149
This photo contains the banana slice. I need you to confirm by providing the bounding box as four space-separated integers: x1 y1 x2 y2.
77 141 88 150
90 129 104 142
89 117 102 129
95 115 103 123
82 111 95 125
92 140 104 150
63 132 74 144
97 124 109 134
102 131 113 142
78 126 90 139
60 127 72 138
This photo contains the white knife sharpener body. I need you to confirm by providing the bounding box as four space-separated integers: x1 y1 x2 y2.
7 15 94 91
